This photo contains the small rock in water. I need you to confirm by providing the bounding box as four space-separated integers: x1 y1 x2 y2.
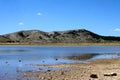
90 74 98 78
5 61 8 64
19 60 22 62
55 58 58 61
47 70 51 72
4 72 8 75
16 69 20 72
42 61 45 63
38 68 43 70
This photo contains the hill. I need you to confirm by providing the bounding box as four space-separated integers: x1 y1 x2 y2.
0 29 120 43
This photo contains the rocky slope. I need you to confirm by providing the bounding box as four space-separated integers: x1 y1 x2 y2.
0 29 120 43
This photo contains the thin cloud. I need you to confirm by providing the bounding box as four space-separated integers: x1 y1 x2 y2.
18 22 24 25
114 28 120 32
37 12 42 16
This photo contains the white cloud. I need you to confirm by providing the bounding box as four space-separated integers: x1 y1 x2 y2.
18 22 24 25
114 28 120 32
37 12 42 16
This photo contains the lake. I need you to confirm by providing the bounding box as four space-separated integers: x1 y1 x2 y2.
0 46 120 80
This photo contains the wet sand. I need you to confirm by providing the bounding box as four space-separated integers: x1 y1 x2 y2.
24 58 120 80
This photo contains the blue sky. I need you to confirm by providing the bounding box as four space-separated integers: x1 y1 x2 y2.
0 0 120 36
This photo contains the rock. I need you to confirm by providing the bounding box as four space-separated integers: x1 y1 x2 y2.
38 68 43 70
55 58 58 61
42 61 45 63
61 71 64 75
90 74 98 78
5 61 8 64
23 73 27 77
19 60 22 62
16 69 20 72
104 73 117 76
40 77 45 79
47 70 51 72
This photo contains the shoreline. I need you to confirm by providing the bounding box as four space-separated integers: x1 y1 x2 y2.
24 58 120 80
0 42 120 46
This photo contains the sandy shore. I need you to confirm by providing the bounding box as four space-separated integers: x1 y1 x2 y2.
24 58 120 80
1 42 120 46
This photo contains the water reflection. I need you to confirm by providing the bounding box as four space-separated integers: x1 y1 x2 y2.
63 53 99 60
0 50 30 53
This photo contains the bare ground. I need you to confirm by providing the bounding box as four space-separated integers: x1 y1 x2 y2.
23 58 120 80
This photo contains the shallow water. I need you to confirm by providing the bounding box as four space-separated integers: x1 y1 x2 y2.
0 46 120 80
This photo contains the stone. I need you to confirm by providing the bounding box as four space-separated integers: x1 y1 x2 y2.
90 74 98 78
104 73 117 76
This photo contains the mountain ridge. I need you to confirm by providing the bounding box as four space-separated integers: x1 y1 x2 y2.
0 29 120 43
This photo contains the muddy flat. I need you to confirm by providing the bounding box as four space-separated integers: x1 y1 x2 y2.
24 58 120 80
